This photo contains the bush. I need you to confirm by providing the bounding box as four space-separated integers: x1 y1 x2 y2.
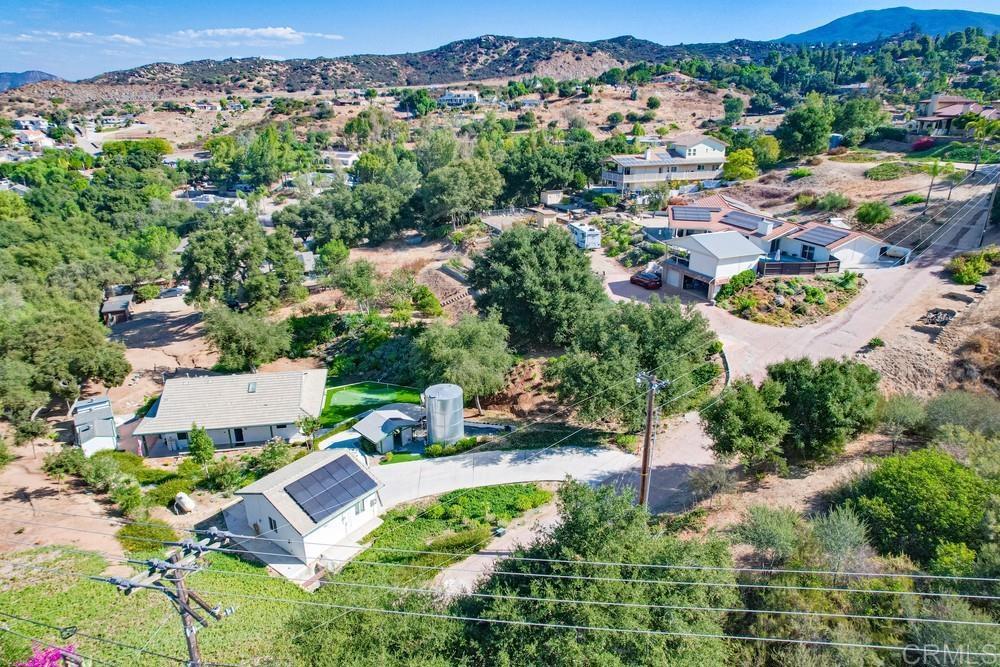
146 477 195 506
687 463 735 501
110 477 145 516
735 505 801 565
870 126 906 142
424 436 478 458
864 163 904 180
947 253 991 284
133 284 161 303
116 517 177 554
924 391 1000 437
842 448 991 563
855 201 892 227
795 193 816 209
911 137 935 152
205 458 249 495
896 193 925 206
867 337 884 348
816 192 852 211
930 541 977 577
42 447 86 479
427 526 492 553
788 167 812 179
812 505 870 573
81 455 121 492
436 484 551 523
412 285 444 317
715 269 756 300
93 450 174 484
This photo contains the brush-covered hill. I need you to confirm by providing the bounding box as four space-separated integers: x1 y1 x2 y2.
0 70 59 92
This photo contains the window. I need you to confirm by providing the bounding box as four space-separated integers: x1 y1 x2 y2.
177 432 188 441
801 244 816 261
268 517 277 532
354 501 364 515
769 239 781 253
275 424 287 429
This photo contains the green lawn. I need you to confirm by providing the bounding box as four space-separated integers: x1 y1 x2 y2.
379 452 423 465
320 381 421 427
908 141 1000 164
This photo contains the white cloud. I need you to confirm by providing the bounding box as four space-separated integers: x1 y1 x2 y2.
164 26 343 47
7 30 143 46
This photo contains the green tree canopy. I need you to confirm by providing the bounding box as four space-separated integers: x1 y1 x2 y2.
203 307 291 372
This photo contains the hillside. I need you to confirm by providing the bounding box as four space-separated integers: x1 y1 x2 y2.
0 70 59 92
777 7 1000 44
80 35 788 91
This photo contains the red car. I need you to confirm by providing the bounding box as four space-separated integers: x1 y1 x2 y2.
630 271 662 290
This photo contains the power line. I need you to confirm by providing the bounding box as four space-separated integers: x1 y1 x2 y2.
5 533 999 603
0 623 109 667
0 610 197 666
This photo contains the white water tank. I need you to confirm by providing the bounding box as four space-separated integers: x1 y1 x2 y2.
424 384 464 444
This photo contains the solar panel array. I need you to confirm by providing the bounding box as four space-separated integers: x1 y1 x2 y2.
796 226 850 247
671 206 719 222
284 456 377 524
720 211 765 231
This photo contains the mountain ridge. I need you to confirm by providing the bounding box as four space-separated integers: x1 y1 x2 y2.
0 70 59 92
777 7 1000 44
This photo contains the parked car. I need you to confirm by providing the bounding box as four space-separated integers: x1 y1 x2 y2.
630 271 662 289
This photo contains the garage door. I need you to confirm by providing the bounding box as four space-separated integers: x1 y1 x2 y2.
666 269 682 287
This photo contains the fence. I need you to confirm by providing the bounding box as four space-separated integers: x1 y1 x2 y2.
758 259 841 276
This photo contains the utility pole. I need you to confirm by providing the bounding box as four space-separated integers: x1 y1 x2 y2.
636 372 668 508
98 528 235 667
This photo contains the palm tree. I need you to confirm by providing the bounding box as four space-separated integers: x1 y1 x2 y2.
923 159 945 214
968 118 1000 174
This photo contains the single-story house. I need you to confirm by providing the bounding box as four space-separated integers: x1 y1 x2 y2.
100 294 133 326
351 403 423 454
437 90 479 107
540 190 565 206
664 231 764 298
567 222 602 249
224 449 383 575
526 206 557 227
133 369 327 456
71 396 119 457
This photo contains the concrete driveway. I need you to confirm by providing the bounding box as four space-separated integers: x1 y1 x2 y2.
372 446 637 508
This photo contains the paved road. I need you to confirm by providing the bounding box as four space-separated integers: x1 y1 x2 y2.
372 446 637 508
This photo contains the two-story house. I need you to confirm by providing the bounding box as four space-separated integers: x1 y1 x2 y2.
601 134 727 194
437 90 479 107
913 93 998 135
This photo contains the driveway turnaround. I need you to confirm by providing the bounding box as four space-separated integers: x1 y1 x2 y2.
372 446 637 508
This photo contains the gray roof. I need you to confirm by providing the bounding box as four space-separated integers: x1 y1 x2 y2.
667 231 764 260
101 294 133 314
133 369 327 435
238 450 379 535
74 400 116 444
668 132 727 147
352 403 423 444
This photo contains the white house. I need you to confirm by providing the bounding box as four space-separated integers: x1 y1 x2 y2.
567 221 602 250
133 369 328 456
601 134 727 193
437 90 479 107
13 117 49 132
663 231 763 298
223 449 383 579
351 403 423 454
71 396 119 457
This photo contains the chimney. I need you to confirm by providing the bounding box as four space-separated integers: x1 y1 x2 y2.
928 92 941 115
756 218 774 236
644 148 654 160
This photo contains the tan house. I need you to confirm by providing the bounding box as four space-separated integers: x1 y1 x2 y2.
913 93 999 135
601 133 726 194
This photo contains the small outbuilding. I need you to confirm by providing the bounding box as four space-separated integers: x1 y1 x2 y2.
567 222 602 250
351 403 424 454
100 294 133 326
71 396 119 457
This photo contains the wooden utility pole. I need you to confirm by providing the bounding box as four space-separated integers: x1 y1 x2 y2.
100 529 235 667
636 372 668 508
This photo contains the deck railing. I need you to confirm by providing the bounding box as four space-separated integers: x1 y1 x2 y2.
758 259 841 276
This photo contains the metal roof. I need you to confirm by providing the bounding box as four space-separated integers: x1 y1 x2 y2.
133 369 327 435
101 294 133 314
671 206 719 222
238 450 379 535
667 231 764 260
352 403 423 445
74 402 116 444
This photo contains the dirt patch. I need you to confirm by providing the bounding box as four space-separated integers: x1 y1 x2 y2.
416 265 477 320
483 358 562 418
719 274 866 327
0 440 124 558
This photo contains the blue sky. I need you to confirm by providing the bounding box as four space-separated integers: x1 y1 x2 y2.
1 0 997 79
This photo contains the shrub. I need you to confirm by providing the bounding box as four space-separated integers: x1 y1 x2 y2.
864 162 904 180
930 541 977 577
867 337 884 348
81 455 121 492
93 450 174 484
116 517 177 554
911 137 935 152
424 436 479 458
812 505 870 573
412 285 444 317
896 193 925 206
924 391 1000 437
715 269 756 300
701 379 789 473
133 284 161 302
947 253 991 284
933 425 1000 480
803 284 826 305
687 463 735 501
870 126 906 142
110 477 145 517
795 193 816 209
788 167 812 179
42 447 86 479
732 295 758 315
735 505 801 565
843 448 991 563
205 458 248 495
827 146 848 156
855 201 892 227
427 526 492 553
816 192 852 211
146 477 195 506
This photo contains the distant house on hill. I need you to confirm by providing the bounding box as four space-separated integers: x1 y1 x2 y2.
601 133 727 194
437 90 479 107
913 92 999 134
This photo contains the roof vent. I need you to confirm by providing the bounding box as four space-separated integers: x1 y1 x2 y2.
248 382 257 394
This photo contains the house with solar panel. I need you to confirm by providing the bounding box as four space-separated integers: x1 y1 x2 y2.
659 194 910 298
601 134 727 194
223 449 383 581
133 369 328 457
